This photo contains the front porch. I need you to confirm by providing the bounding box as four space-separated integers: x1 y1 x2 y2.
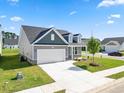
66 45 87 60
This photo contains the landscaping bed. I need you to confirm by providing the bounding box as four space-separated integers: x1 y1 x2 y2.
107 71 124 79
54 90 66 93
0 49 54 93
74 56 124 72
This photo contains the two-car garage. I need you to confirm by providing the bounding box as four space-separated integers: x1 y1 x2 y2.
37 49 66 64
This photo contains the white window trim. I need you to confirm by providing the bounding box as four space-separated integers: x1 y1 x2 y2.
105 41 120 46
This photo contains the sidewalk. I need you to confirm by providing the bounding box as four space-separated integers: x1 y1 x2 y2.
94 65 124 77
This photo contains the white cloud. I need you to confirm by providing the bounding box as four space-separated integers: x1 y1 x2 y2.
110 14 121 18
0 15 7 19
10 26 15 30
97 0 124 7
69 11 77 16
4 27 8 30
107 20 114 24
8 0 19 3
8 0 19 5
10 16 24 22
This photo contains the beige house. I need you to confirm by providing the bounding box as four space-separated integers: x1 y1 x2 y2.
101 37 124 53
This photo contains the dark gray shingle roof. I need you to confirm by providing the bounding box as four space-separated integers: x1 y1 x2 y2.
22 25 70 44
101 37 124 45
4 38 18 45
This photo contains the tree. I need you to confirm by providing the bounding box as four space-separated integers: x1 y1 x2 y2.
87 37 100 63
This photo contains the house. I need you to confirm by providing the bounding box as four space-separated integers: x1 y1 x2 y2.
3 37 19 48
2 31 19 49
81 38 100 51
19 25 83 64
101 37 124 53
81 38 89 51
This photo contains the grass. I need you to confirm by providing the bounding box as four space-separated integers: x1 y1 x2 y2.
54 90 65 93
74 56 124 72
120 52 124 56
0 48 54 93
107 71 124 79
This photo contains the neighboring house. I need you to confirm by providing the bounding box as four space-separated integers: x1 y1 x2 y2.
101 37 124 53
19 25 83 64
2 31 19 49
81 38 89 51
3 37 19 48
81 38 100 51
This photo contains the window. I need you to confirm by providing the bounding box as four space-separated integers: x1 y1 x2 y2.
51 34 55 41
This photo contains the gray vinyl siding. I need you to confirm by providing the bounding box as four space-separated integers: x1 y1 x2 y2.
34 46 68 61
63 35 69 42
18 28 33 60
35 31 67 45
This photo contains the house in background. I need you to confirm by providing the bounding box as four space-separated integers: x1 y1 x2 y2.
2 32 19 49
101 37 124 53
19 25 83 64
81 38 89 51
81 38 101 51
3 37 19 48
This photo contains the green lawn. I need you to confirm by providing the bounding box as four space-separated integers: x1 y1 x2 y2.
0 49 54 93
74 57 124 72
107 71 124 79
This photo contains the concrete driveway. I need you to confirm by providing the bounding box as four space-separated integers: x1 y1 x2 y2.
39 60 114 93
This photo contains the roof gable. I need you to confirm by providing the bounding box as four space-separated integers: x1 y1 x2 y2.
33 28 68 44
106 41 118 46
35 30 68 45
21 25 70 44
102 37 124 45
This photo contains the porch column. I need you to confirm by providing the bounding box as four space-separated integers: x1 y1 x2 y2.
85 45 88 59
71 46 73 60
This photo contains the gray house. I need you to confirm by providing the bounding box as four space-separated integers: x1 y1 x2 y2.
101 37 124 53
3 37 19 49
19 25 83 64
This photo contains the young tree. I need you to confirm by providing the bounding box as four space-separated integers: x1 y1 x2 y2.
87 37 100 63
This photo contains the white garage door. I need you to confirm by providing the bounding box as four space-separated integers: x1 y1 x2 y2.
37 49 65 64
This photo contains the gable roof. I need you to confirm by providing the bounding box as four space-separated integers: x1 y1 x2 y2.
106 42 118 45
101 37 124 45
22 25 70 44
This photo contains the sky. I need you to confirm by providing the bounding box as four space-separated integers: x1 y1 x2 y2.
0 0 124 40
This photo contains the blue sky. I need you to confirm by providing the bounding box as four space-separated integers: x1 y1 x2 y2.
0 0 124 40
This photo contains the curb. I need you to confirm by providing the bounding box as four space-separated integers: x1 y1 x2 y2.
85 77 124 93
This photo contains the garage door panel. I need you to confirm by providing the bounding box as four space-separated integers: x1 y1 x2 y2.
37 49 65 64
